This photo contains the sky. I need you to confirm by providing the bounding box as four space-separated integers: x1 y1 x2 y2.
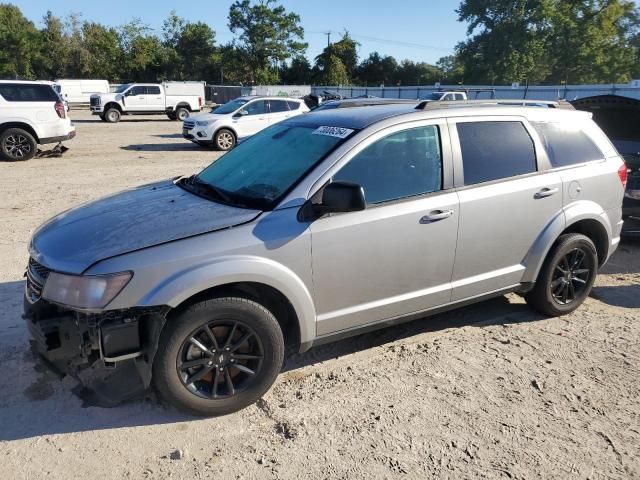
14 0 468 65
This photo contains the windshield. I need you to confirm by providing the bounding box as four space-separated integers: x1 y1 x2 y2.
426 92 443 100
115 84 131 93
212 98 249 114
192 122 356 210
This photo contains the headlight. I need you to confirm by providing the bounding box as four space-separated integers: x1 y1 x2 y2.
195 120 210 127
42 271 132 310
625 189 640 200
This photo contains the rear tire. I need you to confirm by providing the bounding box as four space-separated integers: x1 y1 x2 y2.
153 297 284 416
104 108 121 123
167 112 177 121
525 233 598 316
214 129 236 151
0 128 37 161
175 107 189 121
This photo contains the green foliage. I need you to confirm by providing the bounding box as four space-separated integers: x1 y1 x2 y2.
281 55 312 84
0 4 43 79
228 0 307 84
314 32 359 82
454 0 640 84
356 52 399 85
317 55 350 85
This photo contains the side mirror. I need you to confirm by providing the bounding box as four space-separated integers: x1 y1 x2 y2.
315 181 366 214
124 90 133 97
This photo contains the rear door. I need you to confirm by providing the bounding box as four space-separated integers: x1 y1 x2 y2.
267 99 292 126
310 120 459 335
449 117 563 300
145 85 164 110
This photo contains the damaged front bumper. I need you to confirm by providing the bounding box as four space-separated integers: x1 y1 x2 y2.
23 295 167 406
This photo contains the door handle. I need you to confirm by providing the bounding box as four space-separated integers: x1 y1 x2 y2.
534 187 559 199
258 117 266 120
420 210 454 223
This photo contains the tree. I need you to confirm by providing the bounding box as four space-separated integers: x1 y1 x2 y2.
454 0 552 84
0 4 43 79
82 22 122 80
119 19 167 82
175 22 218 81
40 11 69 78
314 32 359 82
356 52 398 85
546 0 639 84
396 60 442 85
316 55 349 85
436 55 465 84
281 55 312 84
228 0 307 84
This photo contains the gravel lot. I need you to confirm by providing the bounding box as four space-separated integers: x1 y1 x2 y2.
0 110 639 479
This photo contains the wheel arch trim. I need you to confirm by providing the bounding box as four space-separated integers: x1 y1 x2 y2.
137 255 316 347
521 200 611 283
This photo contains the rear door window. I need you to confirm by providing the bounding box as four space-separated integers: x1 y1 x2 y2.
457 121 537 185
147 86 161 95
268 100 290 113
532 122 604 167
0 83 59 102
287 101 300 110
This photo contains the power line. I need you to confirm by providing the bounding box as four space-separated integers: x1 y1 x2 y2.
308 30 452 52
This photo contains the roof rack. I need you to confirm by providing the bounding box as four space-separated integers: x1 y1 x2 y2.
415 99 575 111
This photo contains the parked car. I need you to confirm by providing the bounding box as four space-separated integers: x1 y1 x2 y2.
622 153 640 236
0 80 75 161
55 79 110 105
182 96 309 150
24 102 625 415
90 81 205 122
312 98 418 111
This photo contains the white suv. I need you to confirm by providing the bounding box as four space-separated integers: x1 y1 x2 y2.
182 96 309 150
0 81 75 161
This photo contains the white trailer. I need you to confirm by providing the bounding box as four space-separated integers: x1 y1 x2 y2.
55 79 110 105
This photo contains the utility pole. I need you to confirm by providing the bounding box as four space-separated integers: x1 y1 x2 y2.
324 31 331 49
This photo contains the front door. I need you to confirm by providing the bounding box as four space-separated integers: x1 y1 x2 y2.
232 100 269 138
310 123 459 336
124 85 147 111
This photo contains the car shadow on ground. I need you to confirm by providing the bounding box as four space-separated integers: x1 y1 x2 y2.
591 284 640 308
600 238 640 274
121 143 202 152
0 277 545 441
72 119 174 124
153 133 184 139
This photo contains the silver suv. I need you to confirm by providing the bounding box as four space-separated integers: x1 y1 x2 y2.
24 101 625 416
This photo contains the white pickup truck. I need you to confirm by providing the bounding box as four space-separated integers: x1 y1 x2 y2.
90 82 205 123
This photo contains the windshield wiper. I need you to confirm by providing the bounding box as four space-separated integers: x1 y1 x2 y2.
177 175 235 205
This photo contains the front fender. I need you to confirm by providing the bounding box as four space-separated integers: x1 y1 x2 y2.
521 200 611 283
138 255 317 347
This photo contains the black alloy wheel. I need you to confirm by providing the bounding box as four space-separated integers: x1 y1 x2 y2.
177 320 264 399
549 247 593 305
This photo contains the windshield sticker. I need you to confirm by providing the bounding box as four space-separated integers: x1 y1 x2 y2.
312 126 354 139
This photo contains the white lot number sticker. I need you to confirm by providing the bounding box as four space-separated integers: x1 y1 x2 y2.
312 126 354 139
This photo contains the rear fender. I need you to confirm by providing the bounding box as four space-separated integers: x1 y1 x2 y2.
521 200 610 283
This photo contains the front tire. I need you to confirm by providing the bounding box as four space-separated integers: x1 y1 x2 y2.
153 297 284 416
525 233 598 316
104 108 121 123
214 129 236 151
0 128 37 161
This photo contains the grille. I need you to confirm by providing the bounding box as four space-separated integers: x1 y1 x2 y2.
183 120 195 130
25 257 51 303
90 96 101 107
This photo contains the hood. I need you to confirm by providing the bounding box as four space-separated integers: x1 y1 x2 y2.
30 180 261 274
185 112 228 123
92 92 119 102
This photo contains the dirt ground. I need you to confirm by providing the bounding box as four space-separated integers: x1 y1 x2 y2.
0 110 638 479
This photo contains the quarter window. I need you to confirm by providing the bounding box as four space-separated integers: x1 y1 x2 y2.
334 125 442 204
532 122 603 167
457 121 536 185
287 101 300 110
